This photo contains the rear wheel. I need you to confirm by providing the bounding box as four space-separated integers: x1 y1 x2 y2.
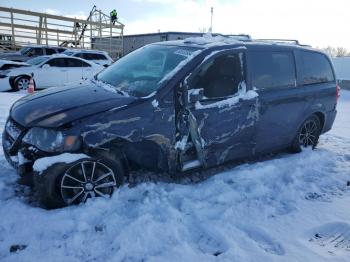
291 115 321 153
34 157 125 209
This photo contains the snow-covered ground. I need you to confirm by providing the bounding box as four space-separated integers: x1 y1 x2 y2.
0 91 349 262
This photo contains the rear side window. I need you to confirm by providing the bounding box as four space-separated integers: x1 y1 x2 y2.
45 48 56 55
91 53 107 60
300 51 334 85
252 51 296 89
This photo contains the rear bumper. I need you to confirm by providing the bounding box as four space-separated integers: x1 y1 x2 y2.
322 109 337 134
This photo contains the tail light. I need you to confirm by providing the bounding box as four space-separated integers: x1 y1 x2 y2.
336 84 341 103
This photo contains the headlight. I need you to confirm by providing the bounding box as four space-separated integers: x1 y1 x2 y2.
22 127 81 152
0 70 10 76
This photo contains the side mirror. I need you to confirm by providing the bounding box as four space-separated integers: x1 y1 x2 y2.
188 88 204 104
42 64 50 69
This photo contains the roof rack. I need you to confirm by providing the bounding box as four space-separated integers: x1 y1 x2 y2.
214 34 252 41
255 39 300 45
226 34 252 41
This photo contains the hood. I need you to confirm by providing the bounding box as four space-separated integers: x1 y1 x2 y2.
0 52 22 59
11 81 137 128
0 51 20 57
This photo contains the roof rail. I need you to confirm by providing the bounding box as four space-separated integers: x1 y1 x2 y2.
255 39 301 45
226 34 252 41
213 33 252 41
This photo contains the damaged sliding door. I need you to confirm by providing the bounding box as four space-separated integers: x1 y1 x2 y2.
176 49 259 171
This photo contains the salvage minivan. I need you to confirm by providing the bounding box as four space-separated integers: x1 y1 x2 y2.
2 36 339 208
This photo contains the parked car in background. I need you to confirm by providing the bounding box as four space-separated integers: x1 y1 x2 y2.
0 55 103 91
62 49 113 67
0 45 66 62
2 37 339 208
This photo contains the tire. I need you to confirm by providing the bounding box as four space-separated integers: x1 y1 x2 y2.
13 76 34 91
33 157 125 209
291 115 321 153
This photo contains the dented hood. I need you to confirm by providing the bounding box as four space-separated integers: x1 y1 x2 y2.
10 82 136 128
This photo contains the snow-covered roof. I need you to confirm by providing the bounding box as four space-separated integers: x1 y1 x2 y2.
158 34 319 52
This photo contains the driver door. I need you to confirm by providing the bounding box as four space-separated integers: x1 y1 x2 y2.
177 50 259 170
36 58 67 88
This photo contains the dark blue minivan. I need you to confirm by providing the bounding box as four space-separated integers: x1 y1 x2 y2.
2 36 339 208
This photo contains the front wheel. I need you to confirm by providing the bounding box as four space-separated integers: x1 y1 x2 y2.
34 157 125 209
291 115 321 153
13 76 31 91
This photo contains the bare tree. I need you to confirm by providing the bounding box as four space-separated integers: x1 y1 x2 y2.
322 46 350 57
336 47 349 57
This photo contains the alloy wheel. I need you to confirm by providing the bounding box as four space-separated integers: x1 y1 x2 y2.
298 119 318 148
17 78 30 90
60 160 117 205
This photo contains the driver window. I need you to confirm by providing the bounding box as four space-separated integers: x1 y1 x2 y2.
189 52 245 99
33 48 43 56
46 58 65 67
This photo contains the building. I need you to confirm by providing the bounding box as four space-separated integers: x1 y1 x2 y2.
122 32 251 56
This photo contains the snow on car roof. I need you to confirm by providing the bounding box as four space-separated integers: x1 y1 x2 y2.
158 34 319 52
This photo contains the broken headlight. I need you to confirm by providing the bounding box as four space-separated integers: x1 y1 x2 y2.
22 127 81 153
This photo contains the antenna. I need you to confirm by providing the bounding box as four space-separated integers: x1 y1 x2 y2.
209 7 214 33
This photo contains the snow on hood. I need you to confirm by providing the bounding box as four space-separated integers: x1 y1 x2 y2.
0 59 29 67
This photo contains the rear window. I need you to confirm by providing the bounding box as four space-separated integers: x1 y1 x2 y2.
251 51 296 90
76 53 107 60
300 51 335 85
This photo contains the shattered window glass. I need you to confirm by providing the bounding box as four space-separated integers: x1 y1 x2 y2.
189 52 245 98
96 45 200 97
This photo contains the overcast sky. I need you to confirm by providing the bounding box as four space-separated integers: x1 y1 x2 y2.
3 0 349 48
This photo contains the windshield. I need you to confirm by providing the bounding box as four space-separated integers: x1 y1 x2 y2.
62 50 74 56
27 56 50 65
96 45 200 97
19 47 32 55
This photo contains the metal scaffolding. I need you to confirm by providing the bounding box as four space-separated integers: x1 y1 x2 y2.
0 6 124 59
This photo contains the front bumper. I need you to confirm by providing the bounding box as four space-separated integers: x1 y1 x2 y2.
2 117 46 176
0 76 12 91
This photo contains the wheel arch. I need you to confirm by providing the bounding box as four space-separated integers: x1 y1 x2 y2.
85 137 169 172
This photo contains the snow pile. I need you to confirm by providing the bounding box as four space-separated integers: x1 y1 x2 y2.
151 99 159 108
175 135 188 151
184 33 242 47
195 81 258 109
33 153 88 173
0 92 350 261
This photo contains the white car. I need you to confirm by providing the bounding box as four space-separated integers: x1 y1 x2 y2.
62 49 114 67
0 55 103 91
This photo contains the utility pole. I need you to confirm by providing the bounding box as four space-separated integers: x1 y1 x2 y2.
209 7 213 33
